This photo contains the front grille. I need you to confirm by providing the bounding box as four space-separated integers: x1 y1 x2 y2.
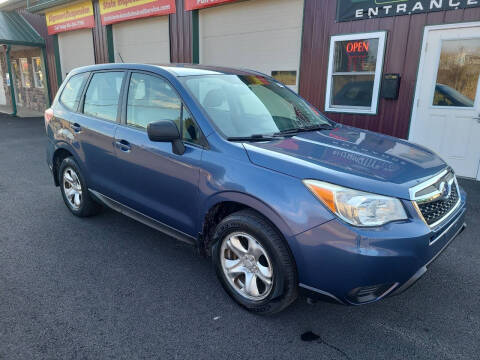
416 180 459 226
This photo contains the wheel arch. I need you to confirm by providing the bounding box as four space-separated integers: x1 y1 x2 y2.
199 192 295 255
51 143 82 186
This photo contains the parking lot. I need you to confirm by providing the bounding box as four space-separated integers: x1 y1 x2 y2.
0 115 479 360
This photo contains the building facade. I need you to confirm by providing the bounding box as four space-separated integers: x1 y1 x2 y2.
0 0 479 179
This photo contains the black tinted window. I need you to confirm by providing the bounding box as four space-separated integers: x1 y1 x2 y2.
84 72 124 122
182 107 202 145
59 72 89 111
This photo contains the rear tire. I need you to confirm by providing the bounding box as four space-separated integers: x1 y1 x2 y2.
58 157 101 217
212 210 298 315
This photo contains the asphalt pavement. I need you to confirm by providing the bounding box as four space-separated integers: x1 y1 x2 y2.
1 115 479 360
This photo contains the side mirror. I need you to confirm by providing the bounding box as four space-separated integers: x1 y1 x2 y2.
147 120 185 155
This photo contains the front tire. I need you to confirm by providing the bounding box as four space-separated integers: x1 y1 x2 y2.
212 210 298 314
58 157 101 217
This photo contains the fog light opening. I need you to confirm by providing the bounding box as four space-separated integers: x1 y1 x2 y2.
348 283 398 304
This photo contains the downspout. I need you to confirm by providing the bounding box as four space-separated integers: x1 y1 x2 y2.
6 45 17 116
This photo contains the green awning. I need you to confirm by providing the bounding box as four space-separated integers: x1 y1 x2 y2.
0 11 45 47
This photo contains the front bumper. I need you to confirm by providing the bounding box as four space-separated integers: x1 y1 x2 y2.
292 188 467 305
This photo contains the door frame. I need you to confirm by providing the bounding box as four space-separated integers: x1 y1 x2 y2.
409 21 480 180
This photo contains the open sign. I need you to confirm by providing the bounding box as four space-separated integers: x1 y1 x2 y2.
346 40 370 53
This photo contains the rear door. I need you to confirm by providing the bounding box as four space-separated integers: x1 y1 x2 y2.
112 71 205 236
75 70 126 197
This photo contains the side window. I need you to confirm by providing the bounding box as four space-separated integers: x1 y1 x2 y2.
182 107 202 145
59 72 89 111
127 73 181 130
84 72 124 122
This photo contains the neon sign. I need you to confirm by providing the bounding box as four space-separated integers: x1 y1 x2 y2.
346 41 370 54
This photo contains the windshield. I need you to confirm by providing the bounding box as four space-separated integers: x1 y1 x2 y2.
180 74 332 138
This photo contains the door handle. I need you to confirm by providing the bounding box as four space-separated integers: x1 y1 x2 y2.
115 139 131 152
71 123 81 132
474 116 480 123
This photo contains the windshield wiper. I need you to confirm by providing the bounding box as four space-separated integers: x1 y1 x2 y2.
273 124 334 136
227 134 276 142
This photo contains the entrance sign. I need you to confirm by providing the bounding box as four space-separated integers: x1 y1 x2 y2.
337 0 480 22
184 0 238 11
99 0 175 25
46 1 95 35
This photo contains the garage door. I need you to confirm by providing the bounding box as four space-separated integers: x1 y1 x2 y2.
199 0 304 91
58 29 95 80
112 16 170 64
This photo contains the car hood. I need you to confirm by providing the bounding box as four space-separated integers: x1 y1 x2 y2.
243 125 447 199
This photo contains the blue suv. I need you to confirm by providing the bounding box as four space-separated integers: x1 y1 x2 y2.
45 64 467 314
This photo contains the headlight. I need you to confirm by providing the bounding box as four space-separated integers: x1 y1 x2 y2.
303 180 407 227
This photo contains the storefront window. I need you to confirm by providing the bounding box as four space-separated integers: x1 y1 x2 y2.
32 57 44 89
19 58 31 88
325 32 386 114
11 60 20 85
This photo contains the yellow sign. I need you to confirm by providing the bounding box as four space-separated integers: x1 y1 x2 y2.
100 0 158 14
46 1 94 27
98 0 175 25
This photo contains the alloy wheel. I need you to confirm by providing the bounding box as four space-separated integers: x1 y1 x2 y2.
63 167 82 210
220 232 274 301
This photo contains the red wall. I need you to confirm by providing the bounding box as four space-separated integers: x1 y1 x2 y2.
299 0 480 139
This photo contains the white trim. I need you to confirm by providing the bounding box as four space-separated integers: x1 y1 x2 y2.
409 21 480 140
325 31 386 115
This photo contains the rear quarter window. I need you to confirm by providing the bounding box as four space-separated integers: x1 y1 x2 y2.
59 72 89 111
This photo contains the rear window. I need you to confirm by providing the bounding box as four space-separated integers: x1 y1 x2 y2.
59 72 89 111
83 72 125 122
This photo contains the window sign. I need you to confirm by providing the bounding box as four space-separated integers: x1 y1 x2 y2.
336 0 480 22
325 32 386 114
19 58 31 88
32 57 44 89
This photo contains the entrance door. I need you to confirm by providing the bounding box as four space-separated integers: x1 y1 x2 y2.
409 24 480 179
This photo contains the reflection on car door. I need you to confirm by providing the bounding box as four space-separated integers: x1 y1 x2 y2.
112 72 204 237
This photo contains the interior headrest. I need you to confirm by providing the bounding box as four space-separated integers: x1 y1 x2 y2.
203 89 226 108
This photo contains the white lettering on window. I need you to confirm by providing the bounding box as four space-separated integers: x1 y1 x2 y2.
383 5 392 14
449 0 460 6
355 8 364 18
